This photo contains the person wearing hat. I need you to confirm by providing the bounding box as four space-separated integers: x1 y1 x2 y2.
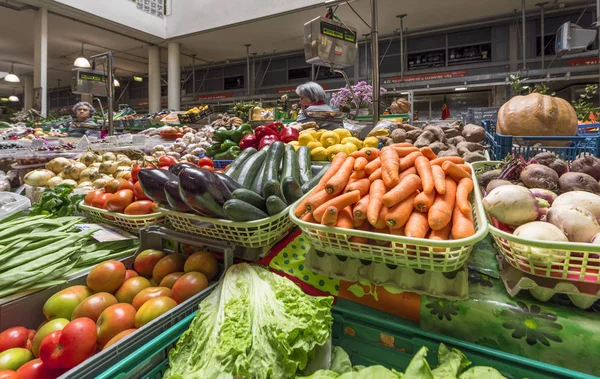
69 101 102 137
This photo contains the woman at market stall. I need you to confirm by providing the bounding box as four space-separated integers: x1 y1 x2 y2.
68 101 103 138
295 82 334 123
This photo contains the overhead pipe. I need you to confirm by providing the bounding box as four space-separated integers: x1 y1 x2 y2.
245 44 251 96
397 14 406 81
522 0 527 70
537 2 549 69
371 0 380 122
597 0 600 103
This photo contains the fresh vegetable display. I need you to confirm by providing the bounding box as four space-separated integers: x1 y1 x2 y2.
297 128 370 161
163 263 333 379
29 184 85 217
295 144 476 242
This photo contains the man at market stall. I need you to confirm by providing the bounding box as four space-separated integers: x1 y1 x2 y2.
295 82 334 123
68 101 103 138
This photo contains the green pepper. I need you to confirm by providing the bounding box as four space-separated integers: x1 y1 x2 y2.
220 139 237 150
214 146 241 160
205 142 223 157
215 129 234 142
230 123 254 143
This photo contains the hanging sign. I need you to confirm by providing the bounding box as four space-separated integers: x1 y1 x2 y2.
383 71 468 84
196 94 234 100
276 84 328 94
568 58 599 66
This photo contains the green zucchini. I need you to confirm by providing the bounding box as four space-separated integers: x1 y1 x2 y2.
225 148 257 179
266 195 288 216
252 145 272 194
262 179 286 204
264 141 285 183
301 164 330 194
223 199 269 222
281 176 303 204
237 148 267 190
281 144 300 183
231 188 267 212
297 146 312 185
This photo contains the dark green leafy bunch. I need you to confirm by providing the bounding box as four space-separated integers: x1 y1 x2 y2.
572 84 600 122
30 184 86 217
232 102 258 122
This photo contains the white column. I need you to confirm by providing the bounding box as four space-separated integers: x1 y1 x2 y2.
33 8 48 117
167 42 180 111
148 45 161 114
23 75 33 110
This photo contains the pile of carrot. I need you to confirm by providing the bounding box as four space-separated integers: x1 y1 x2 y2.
294 143 476 245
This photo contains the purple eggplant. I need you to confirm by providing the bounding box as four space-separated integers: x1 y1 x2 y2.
178 167 231 218
164 180 191 212
169 162 197 177
138 168 177 204
215 172 242 192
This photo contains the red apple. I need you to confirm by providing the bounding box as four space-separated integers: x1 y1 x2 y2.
38 318 97 369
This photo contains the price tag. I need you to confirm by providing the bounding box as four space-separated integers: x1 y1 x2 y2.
77 223 137 242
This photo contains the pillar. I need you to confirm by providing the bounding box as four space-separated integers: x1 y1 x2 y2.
33 7 48 116
23 75 33 110
167 42 180 111
148 45 161 114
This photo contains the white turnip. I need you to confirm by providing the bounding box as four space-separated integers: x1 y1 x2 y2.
571 156 600 180
520 164 559 190
552 191 600 220
558 172 600 194
529 188 557 206
511 222 568 264
591 232 600 245
483 185 539 226
547 206 600 243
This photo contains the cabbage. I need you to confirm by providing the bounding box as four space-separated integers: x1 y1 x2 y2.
164 263 333 379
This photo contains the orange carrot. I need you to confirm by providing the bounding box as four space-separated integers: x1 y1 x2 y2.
404 211 430 238
305 189 336 212
367 179 387 227
428 178 457 231
392 142 414 148
350 170 366 180
321 206 339 226
441 161 471 182
420 146 437 160
398 166 418 182
456 177 474 215
353 216 367 227
451 202 475 239
388 226 405 236
352 147 380 161
392 146 419 157
336 207 354 229
380 146 401 189
430 156 464 166
325 156 355 194
457 164 472 174
399 151 423 171
431 165 446 195
354 157 368 171
350 220 371 243
301 212 317 223
385 192 418 229
414 156 434 193
313 190 361 222
414 190 435 212
353 194 370 220
345 178 371 196
382 174 422 208
345 176 358 188
309 152 348 195
373 207 389 229
429 222 451 241
369 167 382 181
364 158 381 175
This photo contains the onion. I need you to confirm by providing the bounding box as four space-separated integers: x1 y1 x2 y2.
552 191 600 219
547 206 600 243
520 164 559 190
483 185 539 226
511 221 568 264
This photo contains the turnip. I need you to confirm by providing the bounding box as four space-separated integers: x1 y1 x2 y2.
510 222 568 264
571 156 600 180
486 179 512 194
531 152 568 176
558 172 600 194
552 191 600 219
478 169 502 189
483 185 539 226
520 164 559 190
547 206 600 243
529 188 557 206
591 232 600 245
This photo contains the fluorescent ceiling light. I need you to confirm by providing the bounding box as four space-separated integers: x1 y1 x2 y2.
133 76 143 82
454 87 468 91
400 91 409 95
0 98 8 102
8 95 19 102
74 43 91 68
4 63 19 83
114 79 120 87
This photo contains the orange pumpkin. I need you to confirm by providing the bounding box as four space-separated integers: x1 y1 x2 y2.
497 93 578 145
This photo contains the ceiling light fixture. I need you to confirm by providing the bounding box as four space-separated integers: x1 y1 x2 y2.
4 63 19 83
0 98 8 102
8 95 19 102
454 87 468 91
133 76 143 82
74 43 91 68
114 79 120 87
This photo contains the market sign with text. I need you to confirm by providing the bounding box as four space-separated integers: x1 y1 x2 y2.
197 94 234 100
568 58 599 66
383 71 468 84
276 84 328 94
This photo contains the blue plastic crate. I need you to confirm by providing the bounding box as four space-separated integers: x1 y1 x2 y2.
213 159 233 169
482 120 600 161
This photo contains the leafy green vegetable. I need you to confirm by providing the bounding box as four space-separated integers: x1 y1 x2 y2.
30 184 85 217
458 367 507 379
164 263 334 379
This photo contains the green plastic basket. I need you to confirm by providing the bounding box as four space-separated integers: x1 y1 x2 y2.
79 202 166 233
160 206 294 248
473 161 600 284
94 299 593 379
289 168 488 272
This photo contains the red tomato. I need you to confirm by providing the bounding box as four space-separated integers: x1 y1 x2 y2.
104 178 134 194
91 193 112 209
0 327 36 353
198 157 214 168
16 359 65 379
38 318 96 369
158 156 178 167
133 181 149 201
200 165 214 171
105 189 134 213
123 200 155 215
83 190 104 206
131 165 141 183
0 370 19 379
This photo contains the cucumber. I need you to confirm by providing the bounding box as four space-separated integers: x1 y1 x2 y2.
281 144 300 184
262 179 286 204
282 176 303 204
237 148 267 190
225 148 256 179
232 188 267 212
264 142 285 183
252 145 272 194
297 146 312 185
301 164 330 194
223 199 269 221
266 195 288 216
